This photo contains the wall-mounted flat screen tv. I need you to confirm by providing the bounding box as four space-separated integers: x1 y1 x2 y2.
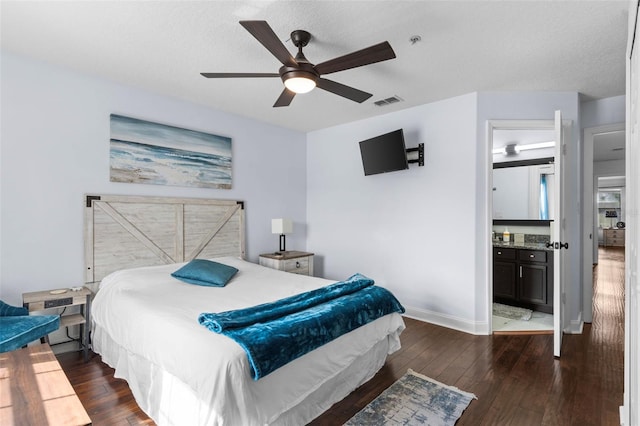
359 129 408 176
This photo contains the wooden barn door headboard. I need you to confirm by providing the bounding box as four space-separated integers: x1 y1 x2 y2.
84 195 245 283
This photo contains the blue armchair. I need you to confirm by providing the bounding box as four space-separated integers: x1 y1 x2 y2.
0 300 60 353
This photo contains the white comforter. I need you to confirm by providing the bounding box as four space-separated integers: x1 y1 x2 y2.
92 257 405 425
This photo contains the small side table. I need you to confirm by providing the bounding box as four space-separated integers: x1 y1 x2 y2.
259 251 314 276
22 287 92 362
0 343 92 425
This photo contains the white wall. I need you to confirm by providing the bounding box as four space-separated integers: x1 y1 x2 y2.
0 52 307 306
581 95 625 129
307 93 481 332
595 159 626 177
582 98 626 221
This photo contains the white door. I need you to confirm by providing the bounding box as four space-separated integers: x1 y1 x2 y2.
623 4 639 422
552 110 566 358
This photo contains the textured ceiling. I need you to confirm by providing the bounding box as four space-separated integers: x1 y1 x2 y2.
0 1 629 132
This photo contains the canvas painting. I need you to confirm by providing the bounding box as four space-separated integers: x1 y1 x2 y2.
110 114 232 189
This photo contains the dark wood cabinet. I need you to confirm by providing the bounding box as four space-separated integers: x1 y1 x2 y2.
519 264 547 305
493 248 517 301
493 247 553 314
494 261 517 300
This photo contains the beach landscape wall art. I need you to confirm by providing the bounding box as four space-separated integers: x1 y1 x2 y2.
109 114 232 189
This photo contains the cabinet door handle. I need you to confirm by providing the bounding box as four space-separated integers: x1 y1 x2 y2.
519 266 523 278
530 254 535 258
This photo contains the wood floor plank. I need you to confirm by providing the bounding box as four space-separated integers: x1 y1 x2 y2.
57 247 625 426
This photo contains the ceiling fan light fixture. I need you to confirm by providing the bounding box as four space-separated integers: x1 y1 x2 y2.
202 21 396 107
284 76 316 93
282 72 317 93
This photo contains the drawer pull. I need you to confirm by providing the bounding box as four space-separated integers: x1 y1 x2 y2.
497 251 502 255
530 254 535 258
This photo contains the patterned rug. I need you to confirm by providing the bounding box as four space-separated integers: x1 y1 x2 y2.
492 302 532 321
344 369 476 425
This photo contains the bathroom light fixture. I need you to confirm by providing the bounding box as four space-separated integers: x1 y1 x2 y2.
271 218 293 252
518 141 555 151
492 147 505 155
492 141 555 155
504 143 519 156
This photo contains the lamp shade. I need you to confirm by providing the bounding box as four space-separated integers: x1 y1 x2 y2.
272 218 293 234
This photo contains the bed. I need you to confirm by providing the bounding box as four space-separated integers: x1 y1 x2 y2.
85 195 405 425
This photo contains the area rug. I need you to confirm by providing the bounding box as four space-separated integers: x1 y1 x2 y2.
344 369 476 425
492 302 532 321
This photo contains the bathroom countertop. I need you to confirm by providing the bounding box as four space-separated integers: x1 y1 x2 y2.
492 241 553 251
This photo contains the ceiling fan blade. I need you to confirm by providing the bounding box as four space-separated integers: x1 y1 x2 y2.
240 20 297 67
273 88 296 107
316 78 372 103
201 72 279 78
314 41 396 75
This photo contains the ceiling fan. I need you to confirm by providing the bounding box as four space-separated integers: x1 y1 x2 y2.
201 20 396 107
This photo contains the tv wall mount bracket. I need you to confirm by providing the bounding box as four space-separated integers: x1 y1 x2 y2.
406 143 424 167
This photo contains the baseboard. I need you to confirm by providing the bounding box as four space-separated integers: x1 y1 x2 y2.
619 404 628 426
565 311 584 334
404 306 584 336
403 306 490 335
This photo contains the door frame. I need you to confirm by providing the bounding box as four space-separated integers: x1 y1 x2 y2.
486 119 557 335
582 123 625 324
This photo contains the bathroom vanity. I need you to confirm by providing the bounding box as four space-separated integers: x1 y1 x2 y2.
492 157 556 315
493 242 554 314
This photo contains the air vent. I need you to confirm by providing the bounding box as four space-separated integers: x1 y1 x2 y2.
374 96 404 107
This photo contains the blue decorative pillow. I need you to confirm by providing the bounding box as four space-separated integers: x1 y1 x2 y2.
171 259 238 287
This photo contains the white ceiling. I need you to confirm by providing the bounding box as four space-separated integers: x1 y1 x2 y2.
0 1 629 133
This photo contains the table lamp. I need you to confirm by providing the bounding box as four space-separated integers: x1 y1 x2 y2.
272 218 293 253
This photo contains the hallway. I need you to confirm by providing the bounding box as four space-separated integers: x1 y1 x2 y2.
568 246 626 423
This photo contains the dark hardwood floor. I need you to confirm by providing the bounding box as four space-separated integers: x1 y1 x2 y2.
58 247 625 425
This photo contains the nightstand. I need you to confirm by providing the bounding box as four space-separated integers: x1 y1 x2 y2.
259 251 314 276
22 287 92 361
603 228 625 247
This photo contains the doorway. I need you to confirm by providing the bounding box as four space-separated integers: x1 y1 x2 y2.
487 116 567 357
491 127 555 334
582 124 625 324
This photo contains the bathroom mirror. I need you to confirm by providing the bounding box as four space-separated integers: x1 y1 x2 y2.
493 159 555 220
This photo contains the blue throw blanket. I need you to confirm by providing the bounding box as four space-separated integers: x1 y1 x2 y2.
198 275 404 380
199 273 373 332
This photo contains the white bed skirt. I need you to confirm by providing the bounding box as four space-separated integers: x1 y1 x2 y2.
93 322 402 425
